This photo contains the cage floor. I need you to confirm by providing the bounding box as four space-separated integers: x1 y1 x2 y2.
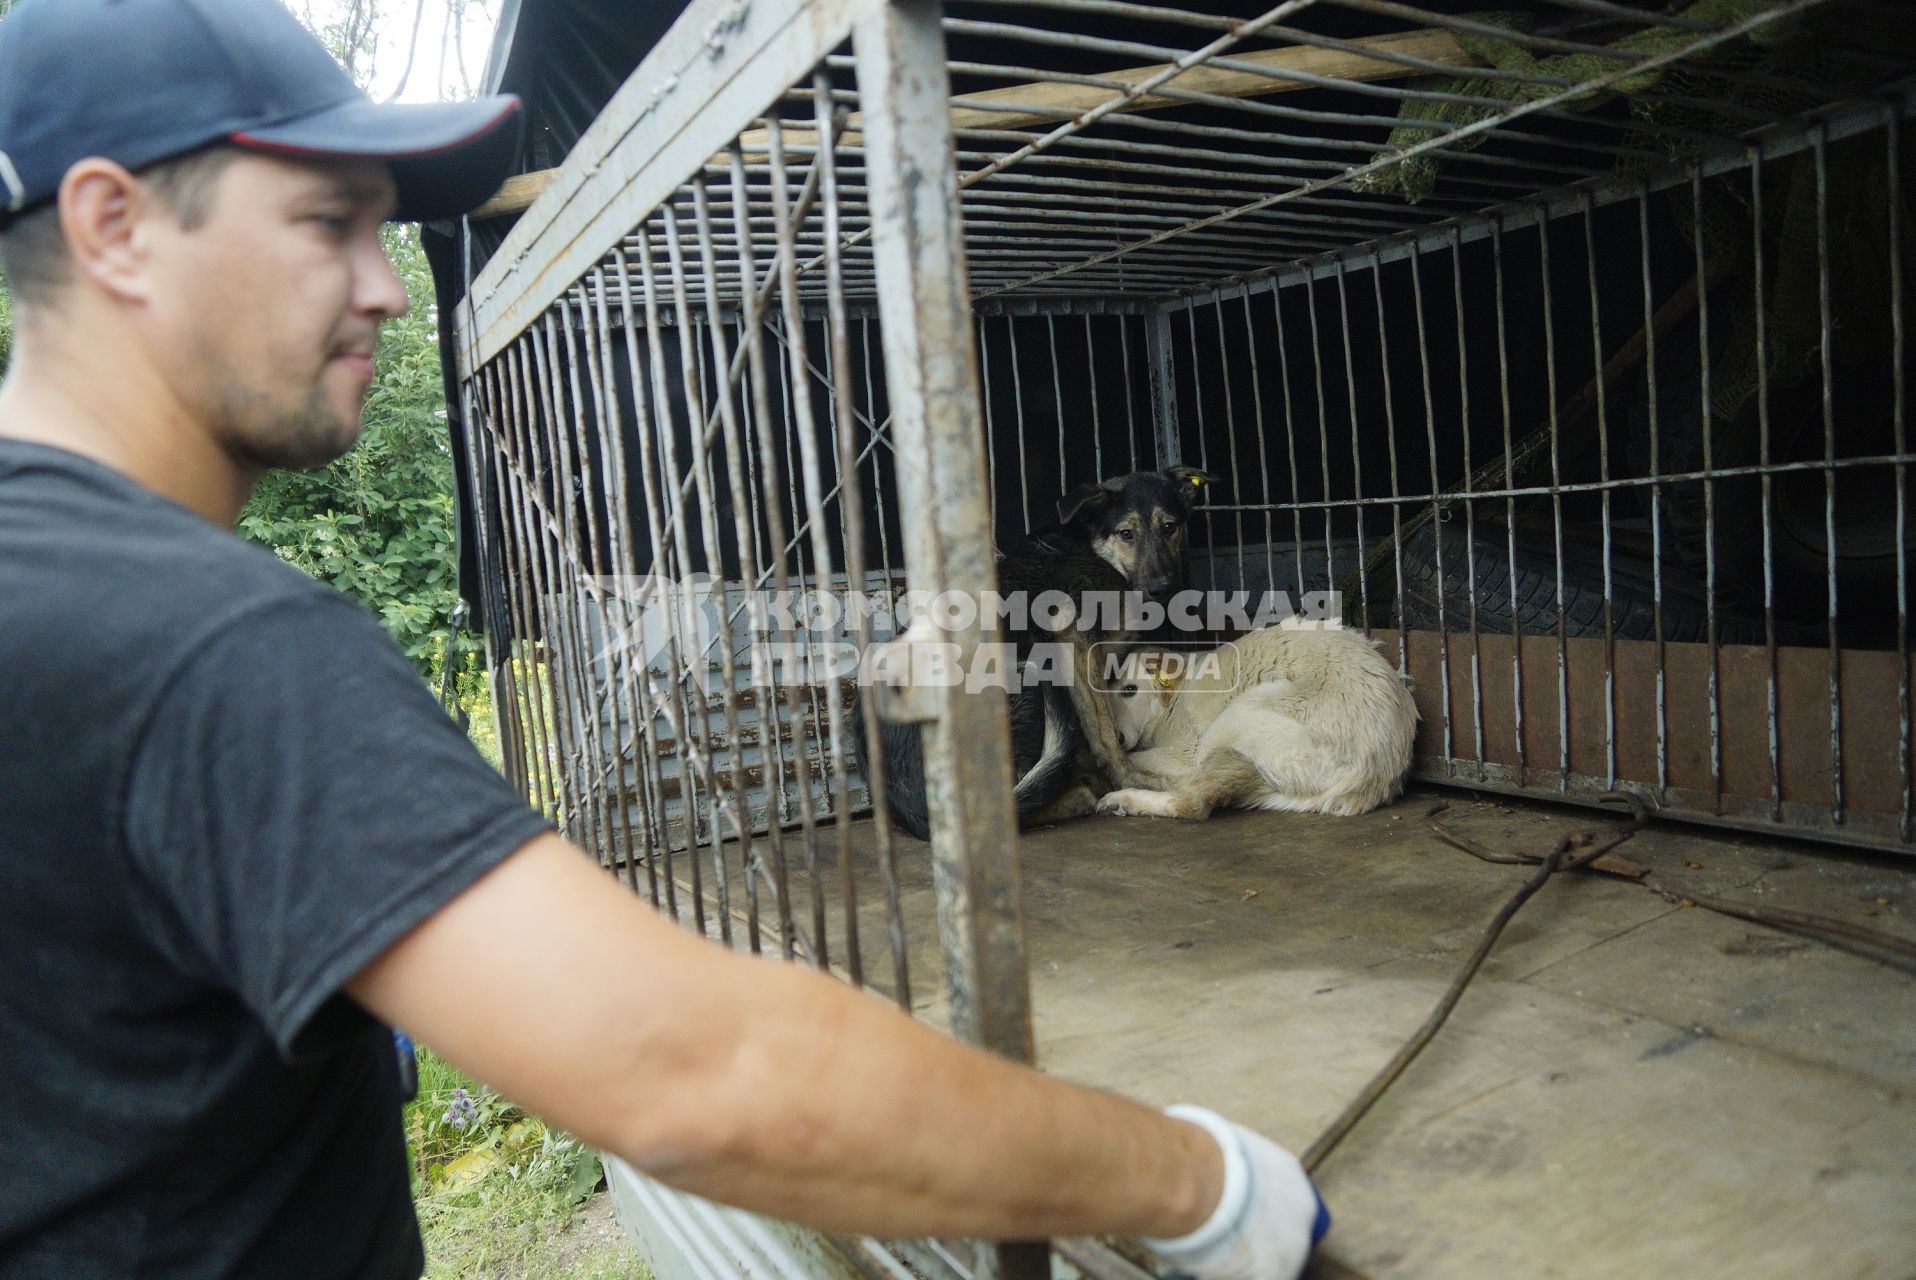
655 788 1916 1279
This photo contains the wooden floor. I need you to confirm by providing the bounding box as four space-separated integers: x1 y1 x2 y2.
663 789 1916 1279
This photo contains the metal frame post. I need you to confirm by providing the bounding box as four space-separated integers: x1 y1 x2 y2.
853 2 1046 1275
1145 307 1182 468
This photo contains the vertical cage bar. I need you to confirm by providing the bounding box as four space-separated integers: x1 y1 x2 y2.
1119 316 1140 472
724 147 807 961
641 229 717 933
1581 193 1619 789
478 362 560 824
1185 306 1216 569
1408 240 1454 766
1333 263 1368 628
1271 286 1308 602
811 70 884 990
1304 273 1336 589
765 119 841 972
1449 226 1486 769
1891 111 1911 842
1491 218 1528 787
1637 192 1669 804
1147 309 1181 469
1210 294 1246 590
1536 211 1572 791
1814 127 1846 826
1691 170 1725 815
1085 313 1105 482
520 330 599 851
507 338 587 841
853 29 1041 1280
1369 255 1410 679
1239 285 1278 599
544 308 623 865
1750 153 1783 824
1008 315 1034 528
564 285 643 889
629 235 699 923
1048 315 1069 497
979 317 999 523
599 252 672 908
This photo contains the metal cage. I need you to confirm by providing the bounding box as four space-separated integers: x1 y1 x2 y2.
449 2 1913 1274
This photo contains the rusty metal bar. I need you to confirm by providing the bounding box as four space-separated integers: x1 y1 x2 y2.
1491 217 1527 787
815 68 913 1008
1814 126 1847 826
1304 272 1335 586
1238 285 1279 598
1184 304 1216 560
1333 263 1366 621
1272 283 1307 600
1632 192 1669 808
1580 193 1618 789
1008 314 1034 527
1368 251 1410 677
1211 294 1247 590
722 146 807 961
1892 109 1911 842
1118 314 1141 472
1146 309 1180 469
1408 239 1455 765
850 5 1049 1273
1448 225 1485 768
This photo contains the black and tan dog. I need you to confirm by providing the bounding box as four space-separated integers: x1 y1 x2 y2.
857 466 1218 840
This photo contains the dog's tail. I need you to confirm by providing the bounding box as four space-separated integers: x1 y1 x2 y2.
853 684 1081 841
851 698 934 841
1013 682 1083 820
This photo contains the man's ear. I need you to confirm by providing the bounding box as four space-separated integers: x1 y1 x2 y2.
1058 480 1119 526
1164 466 1221 507
57 159 157 305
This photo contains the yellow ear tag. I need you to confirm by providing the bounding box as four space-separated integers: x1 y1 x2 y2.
1153 669 1175 688
1189 475 1205 487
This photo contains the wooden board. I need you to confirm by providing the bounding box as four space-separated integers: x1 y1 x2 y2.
684 794 1916 1278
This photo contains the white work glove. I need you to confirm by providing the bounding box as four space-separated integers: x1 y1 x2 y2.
1142 1105 1329 1280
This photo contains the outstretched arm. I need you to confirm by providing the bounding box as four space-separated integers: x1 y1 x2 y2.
348 832 1222 1241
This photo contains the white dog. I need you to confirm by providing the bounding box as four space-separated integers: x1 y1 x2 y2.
1097 625 1418 821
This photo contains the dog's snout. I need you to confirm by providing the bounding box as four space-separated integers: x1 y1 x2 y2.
1143 576 1173 598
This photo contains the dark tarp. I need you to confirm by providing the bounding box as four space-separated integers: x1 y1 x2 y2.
423 1 691 636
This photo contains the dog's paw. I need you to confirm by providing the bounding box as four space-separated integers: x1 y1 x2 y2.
1098 788 1173 817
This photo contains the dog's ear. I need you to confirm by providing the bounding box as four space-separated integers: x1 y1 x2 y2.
1163 466 1222 507
1058 479 1120 526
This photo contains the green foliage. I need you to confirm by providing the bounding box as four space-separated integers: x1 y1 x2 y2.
405 1047 643 1280
237 224 484 705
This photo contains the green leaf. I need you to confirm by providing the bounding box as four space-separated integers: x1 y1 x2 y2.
560 1146 605 1206
235 225 461 686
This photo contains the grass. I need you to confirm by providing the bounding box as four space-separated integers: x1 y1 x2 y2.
405 1047 655 1280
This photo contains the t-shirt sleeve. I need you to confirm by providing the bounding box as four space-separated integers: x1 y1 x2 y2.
122 591 555 1057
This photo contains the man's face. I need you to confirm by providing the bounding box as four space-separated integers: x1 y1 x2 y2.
145 152 409 471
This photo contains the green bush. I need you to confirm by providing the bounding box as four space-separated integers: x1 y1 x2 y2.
237 225 488 711
404 1046 645 1280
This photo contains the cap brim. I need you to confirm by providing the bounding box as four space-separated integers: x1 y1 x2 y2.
231 95 523 222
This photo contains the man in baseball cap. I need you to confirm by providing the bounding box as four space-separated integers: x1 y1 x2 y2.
0 3 1327 1278
0 0 522 223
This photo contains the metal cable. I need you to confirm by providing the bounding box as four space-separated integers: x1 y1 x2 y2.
1300 796 1648 1173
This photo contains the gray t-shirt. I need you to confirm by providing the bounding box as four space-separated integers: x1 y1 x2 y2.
0 440 553 1278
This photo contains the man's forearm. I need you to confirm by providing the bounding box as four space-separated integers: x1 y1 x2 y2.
632 950 1224 1241
350 834 1224 1245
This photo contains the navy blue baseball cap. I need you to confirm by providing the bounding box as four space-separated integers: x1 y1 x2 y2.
0 0 523 223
